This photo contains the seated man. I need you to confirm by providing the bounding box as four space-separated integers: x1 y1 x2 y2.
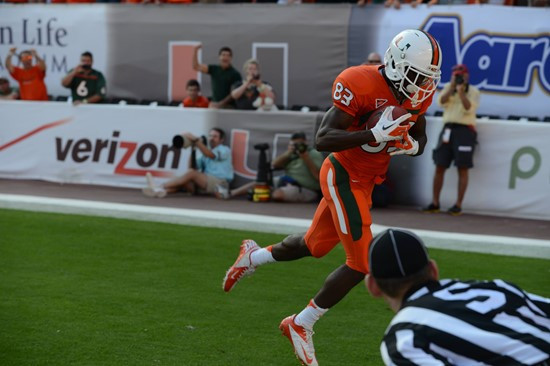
0 77 19 100
271 132 323 202
182 79 209 108
216 132 323 203
143 128 233 198
61 51 106 104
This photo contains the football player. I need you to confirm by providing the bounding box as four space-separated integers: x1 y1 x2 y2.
223 29 442 366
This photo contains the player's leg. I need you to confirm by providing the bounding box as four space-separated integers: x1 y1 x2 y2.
432 165 446 207
222 197 339 293
456 167 469 208
280 156 372 365
278 197 340 366
270 233 312 260
424 131 453 210
161 169 202 193
449 125 476 215
307 156 374 310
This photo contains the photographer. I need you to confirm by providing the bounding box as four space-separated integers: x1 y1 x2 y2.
422 64 480 216
61 51 106 105
270 132 324 203
230 59 276 112
142 128 233 198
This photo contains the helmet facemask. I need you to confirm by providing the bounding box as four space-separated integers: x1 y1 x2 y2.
396 62 440 106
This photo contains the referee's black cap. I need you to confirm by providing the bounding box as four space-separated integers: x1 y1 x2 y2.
369 229 429 279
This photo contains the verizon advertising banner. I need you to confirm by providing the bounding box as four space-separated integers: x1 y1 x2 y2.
1 101 549 220
0 101 319 189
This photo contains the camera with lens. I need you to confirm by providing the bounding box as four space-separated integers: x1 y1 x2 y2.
254 143 269 151
454 74 464 85
294 142 308 154
172 133 206 149
252 74 260 81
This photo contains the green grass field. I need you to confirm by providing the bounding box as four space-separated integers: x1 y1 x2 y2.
1 208 549 365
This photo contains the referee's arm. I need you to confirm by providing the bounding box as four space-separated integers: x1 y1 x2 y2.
381 333 448 365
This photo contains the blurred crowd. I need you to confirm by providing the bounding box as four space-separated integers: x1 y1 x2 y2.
0 0 548 6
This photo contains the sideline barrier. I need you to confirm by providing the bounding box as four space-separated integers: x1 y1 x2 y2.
1 193 549 259
2 100 549 220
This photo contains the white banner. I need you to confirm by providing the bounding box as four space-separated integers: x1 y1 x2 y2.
0 101 320 189
0 101 211 187
389 117 550 220
1 101 549 220
0 5 109 98
358 5 550 120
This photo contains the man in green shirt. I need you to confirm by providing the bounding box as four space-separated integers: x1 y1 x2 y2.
192 44 242 108
62 51 106 105
271 131 324 202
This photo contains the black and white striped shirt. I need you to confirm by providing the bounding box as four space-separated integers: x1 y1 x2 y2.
381 279 550 365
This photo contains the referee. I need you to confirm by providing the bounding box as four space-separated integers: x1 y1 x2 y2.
365 229 550 365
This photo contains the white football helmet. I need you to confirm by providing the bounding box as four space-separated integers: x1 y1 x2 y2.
384 29 442 106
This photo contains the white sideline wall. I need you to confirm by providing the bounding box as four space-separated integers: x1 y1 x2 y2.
1 101 550 220
1 194 549 260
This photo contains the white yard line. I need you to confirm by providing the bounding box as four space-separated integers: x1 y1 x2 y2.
1 193 549 259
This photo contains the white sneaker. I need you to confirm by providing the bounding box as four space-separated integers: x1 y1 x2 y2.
145 172 155 189
222 239 260 292
215 184 230 200
142 172 167 198
153 187 167 198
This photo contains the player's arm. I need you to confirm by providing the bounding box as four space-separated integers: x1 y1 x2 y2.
192 45 208 74
184 132 215 159
61 67 81 88
409 114 427 156
315 106 377 152
299 151 321 181
31 50 46 72
382 337 446 366
390 114 428 157
6 48 16 74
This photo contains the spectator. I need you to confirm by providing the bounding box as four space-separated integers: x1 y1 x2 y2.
192 44 242 109
0 77 19 100
182 79 210 108
365 228 550 365
357 0 386 6
61 51 107 105
270 132 323 202
413 0 438 6
231 59 277 111
143 128 233 198
216 132 323 202
363 52 382 65
5 48 48 101
423 64 480 216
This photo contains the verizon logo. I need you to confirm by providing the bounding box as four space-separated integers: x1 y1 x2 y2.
55 131 179 177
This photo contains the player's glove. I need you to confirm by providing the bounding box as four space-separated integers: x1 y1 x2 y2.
390 134 419 156
370 107 412 143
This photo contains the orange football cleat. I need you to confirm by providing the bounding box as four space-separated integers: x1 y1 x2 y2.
222 239 260 292
279 315 318 366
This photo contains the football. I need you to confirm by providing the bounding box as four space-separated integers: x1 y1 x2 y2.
366 106 410 130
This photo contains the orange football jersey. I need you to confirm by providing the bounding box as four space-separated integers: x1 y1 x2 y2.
331 65 433 177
